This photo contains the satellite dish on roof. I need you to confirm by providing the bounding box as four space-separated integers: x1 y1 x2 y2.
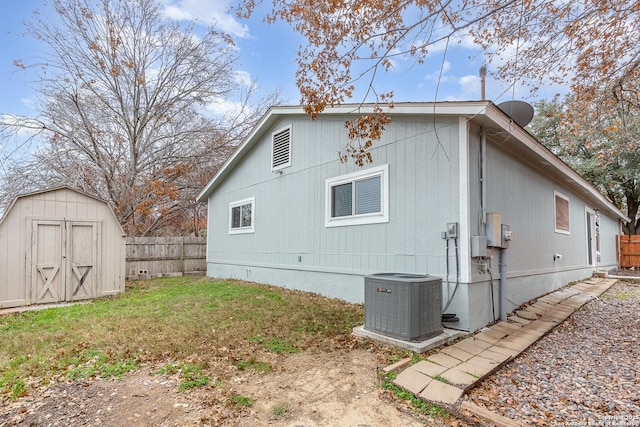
497 100 534 127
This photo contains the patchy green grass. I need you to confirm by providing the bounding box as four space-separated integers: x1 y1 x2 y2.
153 362 212 391
0 277 364 400
251 335 300 354
66 350 138 380
227 393 255 407
270 402 291 420
236 359 272 373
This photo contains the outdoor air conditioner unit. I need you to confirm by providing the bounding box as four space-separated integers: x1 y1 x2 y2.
364 273 442 342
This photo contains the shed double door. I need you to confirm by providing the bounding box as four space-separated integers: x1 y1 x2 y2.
30 220 100 304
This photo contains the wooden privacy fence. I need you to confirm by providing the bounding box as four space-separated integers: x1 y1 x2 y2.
126 237 206 278
617 235 640 268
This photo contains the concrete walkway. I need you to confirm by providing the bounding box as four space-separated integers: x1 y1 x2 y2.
391 278 618 407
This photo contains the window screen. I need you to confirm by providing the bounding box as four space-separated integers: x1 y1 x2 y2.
355 176 381 215
332 183 352 217
231 206 241 228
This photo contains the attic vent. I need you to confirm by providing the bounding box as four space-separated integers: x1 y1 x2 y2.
272 126 291 171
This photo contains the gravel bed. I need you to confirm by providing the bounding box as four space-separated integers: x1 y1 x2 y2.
464 281 640 426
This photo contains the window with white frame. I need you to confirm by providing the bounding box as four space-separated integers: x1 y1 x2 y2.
325 165 389 227
229 198 255 234
554 191 570 234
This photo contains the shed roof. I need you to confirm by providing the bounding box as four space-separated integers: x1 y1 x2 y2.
197 101 629 223
0 186 127 235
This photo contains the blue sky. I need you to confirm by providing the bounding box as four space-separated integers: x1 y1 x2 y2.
0 0 567 122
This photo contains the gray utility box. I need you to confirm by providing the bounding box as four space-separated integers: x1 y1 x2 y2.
364 273 442 342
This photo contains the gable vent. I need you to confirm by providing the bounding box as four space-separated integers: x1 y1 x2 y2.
272 126 291 171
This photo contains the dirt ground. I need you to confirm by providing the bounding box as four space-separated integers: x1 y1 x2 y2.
8 273 634 426
0 348 461 427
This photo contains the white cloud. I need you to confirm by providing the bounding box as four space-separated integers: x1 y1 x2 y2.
205 97 254 126
437 74 481 101
423 60 451 82
234 70 255 88
458 74 480 98
161 0 250 38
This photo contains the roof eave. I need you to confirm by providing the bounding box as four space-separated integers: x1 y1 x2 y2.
197 101 630 224
478 104 630 223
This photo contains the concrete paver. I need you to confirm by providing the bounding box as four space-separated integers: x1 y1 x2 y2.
413 360 448 377
485 343 520 358
515 309 538 320
419 381 464 405
388 278 618 409
473 329 505 345
426 352 462 369
439 367 478 386
510 327 545 340
489 322 522 335
455 358 497 378
526 319 556 332
539 312 571 323
525 304 550 315
494 337 531 352
537 295 562 304
393 368 432 394
507 315 531 325
452 338 490 355
440 346 474 362
476 349 512 365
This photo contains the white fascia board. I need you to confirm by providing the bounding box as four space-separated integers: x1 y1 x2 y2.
314 101 491 117
480 104 629 223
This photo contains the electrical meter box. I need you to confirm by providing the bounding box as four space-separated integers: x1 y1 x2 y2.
485 212 502 247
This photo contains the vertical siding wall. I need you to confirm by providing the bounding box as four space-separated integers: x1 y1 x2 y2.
461 125 620 330
480 137 615 276
599 215 620 266
206 115 461 302
0 188 126 308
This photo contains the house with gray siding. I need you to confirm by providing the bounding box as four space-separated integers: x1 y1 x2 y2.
197 102 628 332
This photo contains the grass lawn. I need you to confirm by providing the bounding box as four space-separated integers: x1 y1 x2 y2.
0 277 370 400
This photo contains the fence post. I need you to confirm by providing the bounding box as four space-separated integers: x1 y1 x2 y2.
180 241 185 274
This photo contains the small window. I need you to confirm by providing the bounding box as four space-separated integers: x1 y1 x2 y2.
554 191 570 234
272 126 291 171
229 198 254 234
325 165 389 227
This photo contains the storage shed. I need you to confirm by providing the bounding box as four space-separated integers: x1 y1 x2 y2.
0 187 127 309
